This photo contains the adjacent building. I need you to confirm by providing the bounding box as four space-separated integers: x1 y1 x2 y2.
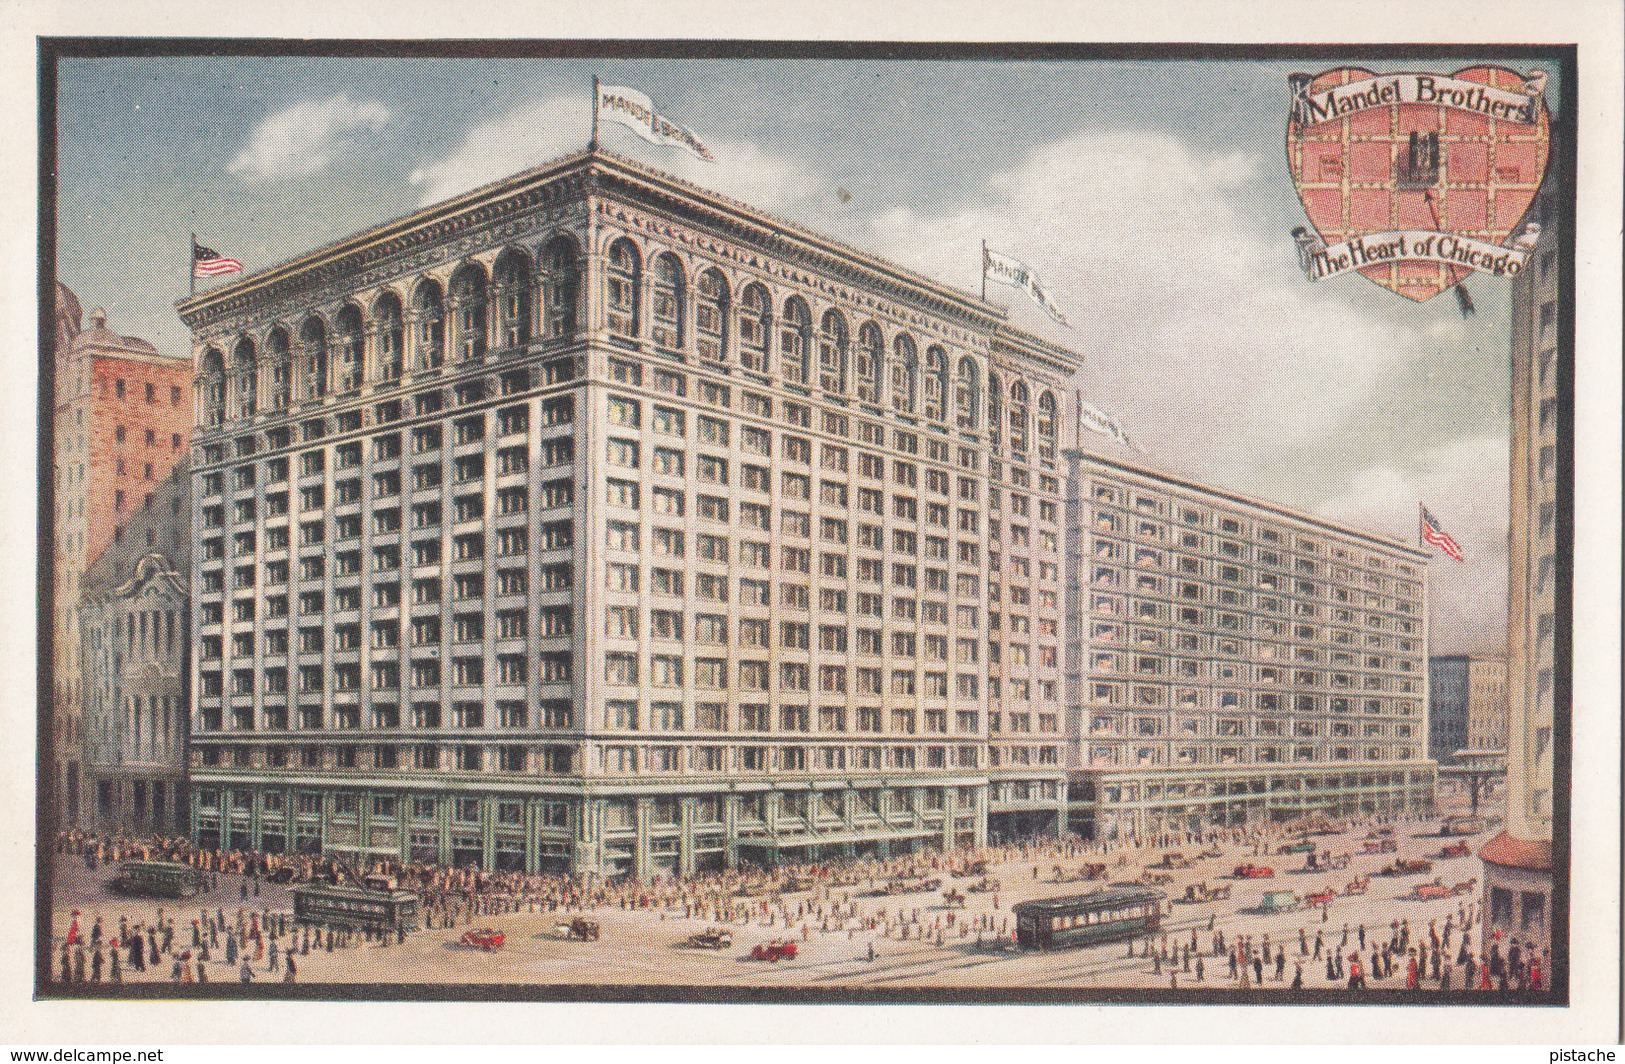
1482 166 1561 957
1428 653 1509 763
51 288 193 827
1063 441 1435 841
78 459 192 835
175 147 1078 876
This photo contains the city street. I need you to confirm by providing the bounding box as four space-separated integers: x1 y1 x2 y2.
49 815 1508 991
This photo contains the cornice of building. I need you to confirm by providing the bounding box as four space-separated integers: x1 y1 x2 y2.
1064 445 1431 561
175 147 1088 376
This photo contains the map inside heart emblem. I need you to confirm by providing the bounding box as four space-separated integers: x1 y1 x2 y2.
1286 65 1550 303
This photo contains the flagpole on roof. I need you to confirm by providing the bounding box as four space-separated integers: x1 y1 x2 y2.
589 76 600 153
189 232 196 298
980 240 987 302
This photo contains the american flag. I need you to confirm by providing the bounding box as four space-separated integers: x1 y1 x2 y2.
193 242 242 277
1420 504 1464 561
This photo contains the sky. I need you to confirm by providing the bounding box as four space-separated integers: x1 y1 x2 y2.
54 53 1565 654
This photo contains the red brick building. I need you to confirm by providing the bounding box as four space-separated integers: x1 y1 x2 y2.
51 286 192 827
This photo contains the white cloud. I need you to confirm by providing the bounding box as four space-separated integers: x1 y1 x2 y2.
856 130 1509 651
409 95 824 214
228 95 390 181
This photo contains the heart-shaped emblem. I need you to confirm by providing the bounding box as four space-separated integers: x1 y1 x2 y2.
1287 65 1550 302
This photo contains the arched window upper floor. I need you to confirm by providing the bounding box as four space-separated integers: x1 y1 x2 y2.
199 348 226 426
333 304 365 392
540 236 582 341
1009 379 1031 454
955 356 980 431
372 292 405 382
492 249 532 350
923 345 949 423
1037 390 1058 459
448 263 488 361
299 316 328 401
738 283 771 373
986 372 1003 448
412 279 445 370
231 338 257 419
651 253 685 350
818 310 849 395
265 327 292 410
605 238 641 340
780 296 812 386
695 268 729 362
891 333 918 414
856 322 884 404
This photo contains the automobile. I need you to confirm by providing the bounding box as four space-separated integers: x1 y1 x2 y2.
1140 870 1175 886
1278 840 1316 855
750 940 798 962
1303 887 1338 907
459 927 504 951
1361 839 1399 855
1381 858 1433 877
941 888 967 908
1439 841 1472 859
555 917 600 941
1257 890 1298 914
1442 816 1487 837
1232 863 1275 879
1180 882 1231 903
967 877 1002 894
1411 879 1451 900
881 877 942 896
686 927 734 950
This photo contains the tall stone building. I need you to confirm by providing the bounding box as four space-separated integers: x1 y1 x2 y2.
1063 441 1434 840
1429 653 1509 764
51 287 193 828
1481 167 1561 957
175 148 1078 875
78 459 192 835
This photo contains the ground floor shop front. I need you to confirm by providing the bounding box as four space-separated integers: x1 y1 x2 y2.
1064 762 1437 840
188 771 1066 877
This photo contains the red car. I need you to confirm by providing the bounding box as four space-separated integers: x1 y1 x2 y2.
1304 888 1338 906
1233 863 1275 879
751 940 798 962
460 928 505 951
1439 842 1471 859
1411 881 1451 900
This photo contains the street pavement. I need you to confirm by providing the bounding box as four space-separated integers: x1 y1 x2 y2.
48 814 1497 991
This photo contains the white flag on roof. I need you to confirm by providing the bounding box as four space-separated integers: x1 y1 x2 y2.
983 246 1071 326
1077 396 1141 452
596 83 716 162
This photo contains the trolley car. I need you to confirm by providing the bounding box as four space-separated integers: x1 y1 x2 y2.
1013 887 1166 951
291 883 419 932
113 860 202 899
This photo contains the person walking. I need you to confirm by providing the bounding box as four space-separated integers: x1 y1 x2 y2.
283 952 297 984
239 959 255 984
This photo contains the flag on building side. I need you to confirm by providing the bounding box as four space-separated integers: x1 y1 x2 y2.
193 242 242 277
1076 396 1140 452
983 246 1070 326
596 83 716 162
1420 504 1464 561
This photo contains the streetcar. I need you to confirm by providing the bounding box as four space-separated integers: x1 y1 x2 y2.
291 883 419 932
113 860 202 899
1013 887 1166 951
